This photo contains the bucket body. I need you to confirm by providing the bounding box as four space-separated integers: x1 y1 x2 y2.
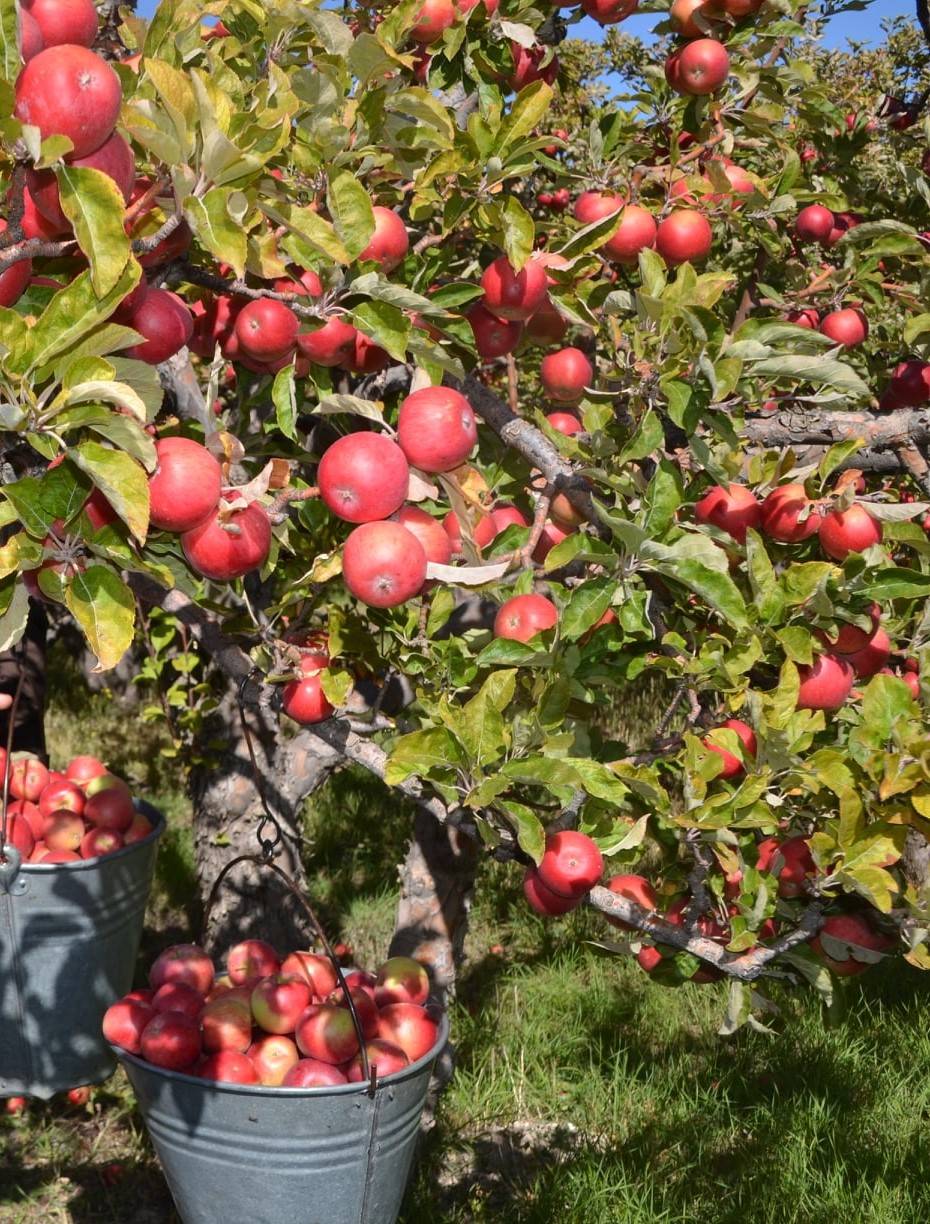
0 802 163 1098
116 1015 448 1224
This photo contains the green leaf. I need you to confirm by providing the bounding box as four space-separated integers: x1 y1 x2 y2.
26 263 141 376
70 441 150 543
351 300 410 362
748 354 870 402
64 565 135 671
644 535 748 629
458 669 517 765
55 378 149 424
0 0 19 86
745 529 784 622
500 195 535 272
57 166 132 296
562 579 613 641
0 581 29 652
384 88 454 146
818 439 866 483
264 202 351 265
385 726 462 784
495 81 553 158
314 394 385 423
186 189 248 279
327 170 376 262
861 569 930 600
501 801 545 864
3 463 90 537
272 364 298 442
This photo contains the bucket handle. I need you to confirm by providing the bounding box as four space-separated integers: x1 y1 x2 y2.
198 675 375 1093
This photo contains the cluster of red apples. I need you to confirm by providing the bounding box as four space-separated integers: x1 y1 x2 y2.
523 829 891 980
1 752 153 864
103 945 442 1088
694 479 908 713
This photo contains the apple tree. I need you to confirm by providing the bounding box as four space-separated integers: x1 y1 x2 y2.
4 0 930 1026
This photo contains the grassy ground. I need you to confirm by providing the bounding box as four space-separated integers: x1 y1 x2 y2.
4 675 930 1223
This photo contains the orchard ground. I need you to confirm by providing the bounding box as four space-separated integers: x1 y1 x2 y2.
2 654 930 1224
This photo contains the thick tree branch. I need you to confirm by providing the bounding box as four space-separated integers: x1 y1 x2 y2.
743 405 930 452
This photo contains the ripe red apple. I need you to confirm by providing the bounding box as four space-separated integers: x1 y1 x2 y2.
280 951 338 998
44 848 81 863
580 0 638 22
443 504 528 553
65 755 107 786
15 45 122 158
246 1034 300 1085
694 483 761 543
84 779 134 832
27 131 135 232
4 1097 27 1115
376 1003 439 1063
573 190 623 226
374 956 430 1007
201 994 252 1053
888 359 930 406
819 504 882 561
655 210 713 265
703 718 757 779
140 1011 201 1070
787 307 820 329
19 10 44 61
844 627 892 679
342 521 428 608
603 205 657 264
5 808 35 858
150 944 215 996
148 437 222 534
546 412 583 436
181 501 272 581
346 1039 410 1082
396 387 478 473
391 506 452 566
493 593 558 642
671 0 720 36
760 483 822 542
410 0 456 42
525 295 569 346
359 206 409 272
665 38 729 95
318 432 410 523
282 1057 349 1087
540 347 593 403
467 303 523 359
796 653 855 711
23 0 98 48
481 254 549 321
509 43 559 91
296 1003 361 1065
123 288 195 365
297 316 358 366
226 939 280 986
152 982 204 1019
327 985 379 1038
234 299 299 362
43 810 85 852
347 331 389 374
9 799 43 841
604 873 659 931
820 307 868 348
810 913 891 976
794 204 834 244
251 974 313 1035
523 866 582 915
10 756 49 802
102 997 155 1054
282 652 333 725
537 830 603 898
756 835 816 899
198 1050 260 1085
533 520 571 563
0 220 31 308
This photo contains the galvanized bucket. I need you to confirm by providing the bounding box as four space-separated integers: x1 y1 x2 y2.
115 1014 448 1224
0 801 163 1099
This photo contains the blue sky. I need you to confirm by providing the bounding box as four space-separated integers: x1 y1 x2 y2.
136 0 915 47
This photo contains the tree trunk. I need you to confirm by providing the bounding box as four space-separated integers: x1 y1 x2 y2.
191 690 341 957
390 809 479 1005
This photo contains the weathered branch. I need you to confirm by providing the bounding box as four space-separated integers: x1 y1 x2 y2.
164 259 327 321
586 886 825 981
743 405 930 452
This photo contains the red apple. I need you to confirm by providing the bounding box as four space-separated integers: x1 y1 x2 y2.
10 756 49 802
655 210 713 265
396 387 478 473
346 1039 410 1082
358 206 409 272
694 483 761 543
327 985 379 1038
467 304 523 359
15 45 122 159
123 288 194 365
391 506 452 566
811 913 891 977
43 810 85 852
295 1003 361 1065
540 347 593 403
481 254 549 322
227 939 281 986
102 997 155 1054
537 830 603 898
376 1003 439 1063
248 1034 300 1085
794 204 834 244
140 1011 202 1070
234 299 300 362
84 780 134 832
756 836 816 899
201 994 253 1054
342 521 428 608
198 1050 260 1085
821 308 868 348
181 501 272 582
796 654 855 711
148 437 223 534
38 778 85 820
150 944 215 996
65 755 107 786
281 951 338 998
760 483 822 542
251 974 313 1035
844 627 892 679
494 593 558 642
152 982 204 1019
523 866 582 915
604 873 659 931
22 0 98 47
703 718 757 779
282 652 334 725
297 317 358 366
665 38 729 96
318 432 410 524
819 504 882 561
374 956 430 1007
282 1058 349 1087
602 204 657 264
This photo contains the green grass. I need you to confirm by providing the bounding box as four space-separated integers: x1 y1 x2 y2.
4 669 930 1222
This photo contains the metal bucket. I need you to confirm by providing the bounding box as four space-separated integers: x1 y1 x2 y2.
115 1014 448 1224
0 801 164 1099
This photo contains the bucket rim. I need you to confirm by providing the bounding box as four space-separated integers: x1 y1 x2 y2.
20 799 165 873
112 1012 449 1098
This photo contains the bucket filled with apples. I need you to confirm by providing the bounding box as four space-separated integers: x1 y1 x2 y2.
106 941 448 1224
0 752 163 1099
